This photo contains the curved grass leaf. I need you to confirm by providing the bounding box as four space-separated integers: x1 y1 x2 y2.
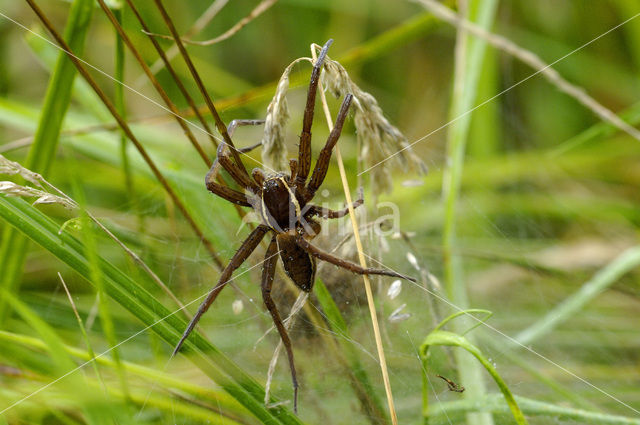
420 329 528 425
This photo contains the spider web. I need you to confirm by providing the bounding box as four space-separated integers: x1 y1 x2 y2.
0 1 639 424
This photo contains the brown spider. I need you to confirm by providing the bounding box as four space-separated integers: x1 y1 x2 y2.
173 39 415 411
436 374 465 393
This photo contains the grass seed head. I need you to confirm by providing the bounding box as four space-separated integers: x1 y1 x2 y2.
320 56 427 194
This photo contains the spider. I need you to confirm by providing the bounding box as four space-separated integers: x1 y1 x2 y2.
173 39 415 412
436 374 465 393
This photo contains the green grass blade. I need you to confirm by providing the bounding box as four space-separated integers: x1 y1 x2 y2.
0 0 94 322
420 330 529 425
0 291 113 425
439 1 499 424
57 272 108 395
0 329 250 419
515 245 640 346
0 195 302 424
66 151 132 405
428 394 640 425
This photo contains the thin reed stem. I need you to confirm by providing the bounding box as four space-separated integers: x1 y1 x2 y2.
311 47 399 425
25 0 224 269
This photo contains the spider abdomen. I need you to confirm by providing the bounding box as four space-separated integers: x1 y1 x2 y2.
276 233 316 292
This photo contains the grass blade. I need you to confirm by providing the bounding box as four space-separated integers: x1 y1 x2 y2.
0 0 93 322
437 1 499 424
420 329 529 425
0 195 302 424
515 245 640 346
428 394 640 425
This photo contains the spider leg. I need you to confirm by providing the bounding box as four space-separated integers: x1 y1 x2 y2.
307 188 363 219
210 120 266 193
214 119 265 192
305 94 354 201
216 142 260 192
205 163 253 206
173 225 270 355
227 119 266 138
289 159 298 181
295 236 416 282
261 236 300 412
294 39 333 189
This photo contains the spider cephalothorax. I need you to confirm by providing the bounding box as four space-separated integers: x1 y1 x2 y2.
174 39 415 412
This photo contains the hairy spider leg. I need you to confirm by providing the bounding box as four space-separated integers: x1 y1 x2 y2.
154 0 249 178
205 166 252 206
261 236 300 412
204 121 267 205
213 119 267 193
295 39 333 189
295 236 417 282
173 225 271 356
307 195 364 219
227 119 266 138
216 142 260 192
305 94 353 201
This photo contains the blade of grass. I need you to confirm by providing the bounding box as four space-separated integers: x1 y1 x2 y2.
0 0 93 323
0 195 302 424
25 0 225 269
515 245 640 346
420 329 528 425
0 330 240 416
312 48 399 425
66 150 132 404
0 329 249 417
0 290 112 425
112 6 141 236
428 394 640 425
58 273 107 394
437 1 498 424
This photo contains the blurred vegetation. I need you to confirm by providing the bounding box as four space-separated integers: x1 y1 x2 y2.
0 0 639 424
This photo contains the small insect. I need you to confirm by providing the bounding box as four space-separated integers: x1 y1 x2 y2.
172 39 416 412
436 374 465 393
